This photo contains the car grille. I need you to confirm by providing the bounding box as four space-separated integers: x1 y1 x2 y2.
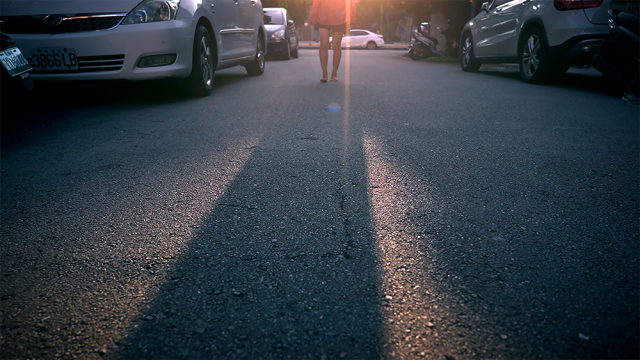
30 55 126 73
0 14 125 34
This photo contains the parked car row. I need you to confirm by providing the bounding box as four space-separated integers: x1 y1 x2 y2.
0 0 269 97
459 0 639 83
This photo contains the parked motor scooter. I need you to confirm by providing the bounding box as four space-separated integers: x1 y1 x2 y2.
1 30 34 120
436 19 459 58
591 9 639 96
408 22 444 61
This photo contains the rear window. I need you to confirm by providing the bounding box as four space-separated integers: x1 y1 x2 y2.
264 10 284 25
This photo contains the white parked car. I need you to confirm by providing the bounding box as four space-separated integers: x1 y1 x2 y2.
459 0 632 83
330 29 384 50
0 0 267 96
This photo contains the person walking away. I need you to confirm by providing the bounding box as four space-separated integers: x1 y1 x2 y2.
309 0 356 82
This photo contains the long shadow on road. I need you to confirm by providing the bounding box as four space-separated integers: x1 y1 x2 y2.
114 83 383 359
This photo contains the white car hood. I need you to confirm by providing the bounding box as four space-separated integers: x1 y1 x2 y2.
0 0 141 16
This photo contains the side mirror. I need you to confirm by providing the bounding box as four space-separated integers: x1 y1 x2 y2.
481 2 490 12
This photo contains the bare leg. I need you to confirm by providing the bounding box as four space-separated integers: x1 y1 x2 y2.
330 32 343 81
318 28 330 82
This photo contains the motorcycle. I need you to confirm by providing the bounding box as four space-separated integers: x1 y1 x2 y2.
0 30 34 120
408 22 444 61
591 9 639 96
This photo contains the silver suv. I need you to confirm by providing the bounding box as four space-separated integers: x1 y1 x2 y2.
459 0 635 83
0 0 267 96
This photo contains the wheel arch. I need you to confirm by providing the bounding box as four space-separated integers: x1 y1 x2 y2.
518 19 549 54
195 16 219 70
258 26 267 54
460 28 473 56
460 26 473 45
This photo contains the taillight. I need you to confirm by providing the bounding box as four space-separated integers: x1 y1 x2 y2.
554 0 603 10
378 35 383 39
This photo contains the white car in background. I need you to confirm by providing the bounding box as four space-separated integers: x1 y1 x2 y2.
0 0 267 96
330 29 384 50
459 0 633 83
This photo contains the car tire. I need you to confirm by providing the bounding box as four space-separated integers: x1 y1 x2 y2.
519 27 552 84
283 40 291 60
184 25 214 97
245 33 265 76
460 32 481 72
367 41 377 50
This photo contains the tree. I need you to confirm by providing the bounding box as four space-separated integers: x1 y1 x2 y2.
262 0 314 25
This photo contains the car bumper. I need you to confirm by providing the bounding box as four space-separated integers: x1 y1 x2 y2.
10 19 195 82
549 34 609 65
267 38 287 55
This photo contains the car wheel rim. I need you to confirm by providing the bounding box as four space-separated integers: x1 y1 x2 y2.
522 35 540 77
199 36 212 86
257 39 265 70
462 37 472 67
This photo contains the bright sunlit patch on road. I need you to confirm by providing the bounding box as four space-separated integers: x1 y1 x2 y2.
328 102 342 112
362 133 450 358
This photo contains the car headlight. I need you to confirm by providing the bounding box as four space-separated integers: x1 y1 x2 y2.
271 29 285 39
122 0 180 24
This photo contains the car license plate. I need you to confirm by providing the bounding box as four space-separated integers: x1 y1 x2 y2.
30 47 78 71
0 47 33 77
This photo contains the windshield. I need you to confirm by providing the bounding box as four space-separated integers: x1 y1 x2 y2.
263 10 284 25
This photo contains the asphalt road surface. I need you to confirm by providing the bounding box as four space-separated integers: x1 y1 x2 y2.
1 50 638 360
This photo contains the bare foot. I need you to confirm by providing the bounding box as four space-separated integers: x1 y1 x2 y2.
320 73 328 82
330 77 338 82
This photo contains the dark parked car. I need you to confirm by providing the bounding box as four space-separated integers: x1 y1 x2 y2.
264 7 299 60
